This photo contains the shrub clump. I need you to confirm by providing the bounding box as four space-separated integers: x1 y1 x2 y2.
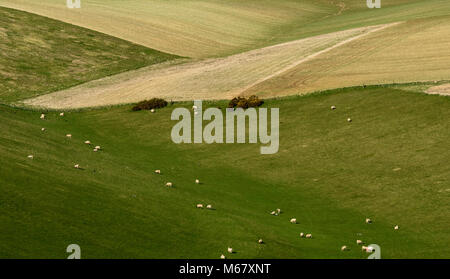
227 95 264 109
132 98 168 111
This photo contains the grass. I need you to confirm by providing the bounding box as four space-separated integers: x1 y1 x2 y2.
0 6 178 103
2 0 450 58
0 87 449 258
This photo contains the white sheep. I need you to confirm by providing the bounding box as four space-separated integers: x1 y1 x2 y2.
347 118 352 122
331 106 336 110
95 146 101 150
258 239 263 244
306 234 312 238
206 205 212 209
341 246 347 251
192 105 198 110
66 134 72 138
394 225 399 230
276 208 281 214
93 148 98 152
40 114 45 119
220 254 226 259
356 240 363 245
27 155 34 159
227 247 233 254
84 140 91 145
290 218 297 224
195 179 200 184
196 204 203 208
59 112 64 116
74 164 80 169
155 170 161 174
166 182 173 187
300 232 304 238
150 109 155 113
365 218 372 224
41 128 46 131
362 246 367 251
270 211 276 215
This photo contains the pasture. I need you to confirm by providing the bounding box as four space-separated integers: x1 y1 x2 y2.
1 87 449 258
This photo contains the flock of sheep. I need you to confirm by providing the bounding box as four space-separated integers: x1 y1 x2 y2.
33 107 399 258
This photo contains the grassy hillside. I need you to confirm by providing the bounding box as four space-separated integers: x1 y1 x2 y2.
2 0 450 58
1 87 449 258
0 6 178 103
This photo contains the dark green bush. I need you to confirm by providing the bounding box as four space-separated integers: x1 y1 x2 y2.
132 98 168 111
227 95 263 109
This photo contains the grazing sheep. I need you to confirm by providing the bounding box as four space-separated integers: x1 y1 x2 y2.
192 105 198 110
93 148 98 152
227 247 233 254
150 109 155 113
41 128 46 131
166 182 173 187
331 106 336 110
27 155 34 159
95 146 101 150
356 240 363 245
341 246 348 251
365 218 372 224
195 179 200 184
362 246 367 251
59 112 64 116
270 211 276 215
220 254 226 259
347 118 352 122
394 225 399 230
84 140 91 145
276 208 281 214
300 232 304 238
66 134 72 138
290 218 297 224
258 239 263 244
74 164 80 169
196 204 203 208
40 114 45 119
306 234 312 238
206 205 212 209
155 170 161 174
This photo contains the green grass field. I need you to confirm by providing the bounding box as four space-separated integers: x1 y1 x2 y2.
1 87 449 258
0 1 449 259
0 6 178 103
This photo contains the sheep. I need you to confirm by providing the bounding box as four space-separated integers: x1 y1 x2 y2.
196 204 203 208
93 148 98 152
40 114 45 119
155 170 161 174
276 208 281 214
41 128 46 131
394 225 399 230
95 146 101 150
341 246 348 251
365 218 372 224
66 134 72 138
220 254 226 259
362 246 367 251
290 218 297 224
59 112 64 117
347 118 352 122
331 105 336 110
356 240 363 245
74 164 80 169
166 182 173 187
150 109 155 113
258 239 263 244
300 232 304 238
195 179 200 184
206 205 212 209
27 155 34 159
84 140 91 145
270 211 276 215
306 234 312 238
227 247 233 254
192 105 198 110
